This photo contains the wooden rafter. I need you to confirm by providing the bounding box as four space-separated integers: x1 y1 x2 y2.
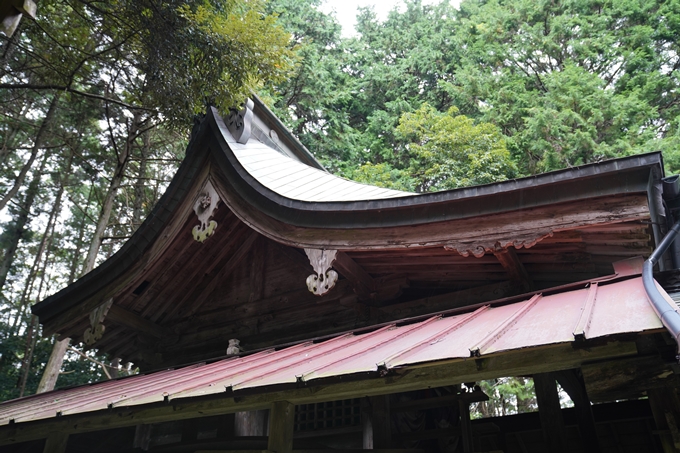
333 252 376 301
493 247 534 292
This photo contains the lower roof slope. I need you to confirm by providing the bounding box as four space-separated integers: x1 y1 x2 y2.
4 275 667 427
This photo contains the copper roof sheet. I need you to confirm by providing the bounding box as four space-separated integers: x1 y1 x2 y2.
1 276 671 426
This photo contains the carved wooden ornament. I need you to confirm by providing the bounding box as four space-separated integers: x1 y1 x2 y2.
304 249 339 296
226 98 254 144
84 299 113 346
192 180 220 243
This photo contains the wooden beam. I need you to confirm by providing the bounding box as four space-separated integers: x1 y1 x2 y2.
43 431 68 453
555 369 601 453
362 395 391 449
648 387 680 453
333 252 376 301
582 354 678 402
107 305 167 339
0 340 636 446
268 401 295 453
533 372 568 453
390 391 488 412
493 247 534 292
459 399 472 453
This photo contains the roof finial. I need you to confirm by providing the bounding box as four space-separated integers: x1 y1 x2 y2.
226 98 254 144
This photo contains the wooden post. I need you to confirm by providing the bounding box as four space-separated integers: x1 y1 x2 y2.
459 399 473 453
555 369 601 453
648 387 680 453
43 432 69 453
362 395 391 449
268 401 295 453
235 410 268 436
534 372 568 453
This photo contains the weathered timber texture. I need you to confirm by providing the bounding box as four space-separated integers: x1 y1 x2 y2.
534 372 568 453
493 247 534 292
42 431 68 453
268 401 295 453
648 387 680 453
0 341 636 446
555 369 601 453
582 354 678 402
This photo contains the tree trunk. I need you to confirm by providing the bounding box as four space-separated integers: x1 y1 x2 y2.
36 338 70 394
83 111 141 273
0 92 60 213
0 150 50 292
37 112 143 393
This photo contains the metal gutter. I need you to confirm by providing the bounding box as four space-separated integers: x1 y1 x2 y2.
642 218 680 355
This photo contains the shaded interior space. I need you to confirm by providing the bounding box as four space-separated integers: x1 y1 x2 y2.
1 390 670 453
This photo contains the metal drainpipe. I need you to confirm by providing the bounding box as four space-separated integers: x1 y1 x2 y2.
642 218 680 356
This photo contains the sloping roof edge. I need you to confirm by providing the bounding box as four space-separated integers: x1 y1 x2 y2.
32 107 664 321
9 275 669 430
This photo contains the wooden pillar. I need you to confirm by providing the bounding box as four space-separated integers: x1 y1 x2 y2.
43 432 69 453
459 399 473 453
648 387 680 453
268 401 295 453
555 369 601 453
235 410 268 436
133 424 152 450
534 372 568 453
362 395 391 449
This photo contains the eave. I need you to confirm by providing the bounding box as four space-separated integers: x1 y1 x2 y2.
30 107 665 362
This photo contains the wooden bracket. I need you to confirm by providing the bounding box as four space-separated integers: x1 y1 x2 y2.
304 249 339 296
493 246 534 292
191 180 220 243
83 299 112 346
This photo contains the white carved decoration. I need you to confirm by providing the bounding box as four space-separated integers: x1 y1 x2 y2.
226 98 254 144
226 338 243 356
84 299 113 346
444 231 553 257
192 180 220 243
304 249 339 296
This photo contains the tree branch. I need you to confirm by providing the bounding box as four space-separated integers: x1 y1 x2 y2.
0 84 157 112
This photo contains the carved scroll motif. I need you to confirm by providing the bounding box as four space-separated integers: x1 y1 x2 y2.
84 299 113 346
304 249 339 296
444 231 553 257
192 181 220 243
226 98 254 144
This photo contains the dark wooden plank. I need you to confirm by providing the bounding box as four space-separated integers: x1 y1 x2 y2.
42 431 68 453
391 391 488 412
459 399 472 453
534 372 568 453
107 304 167 338
268 401 295 453
249 238 266 303
333 252 376 300
648 387 680 453
582 355 678 402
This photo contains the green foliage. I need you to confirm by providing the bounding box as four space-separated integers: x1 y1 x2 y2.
452 0 679 173
396 103 517 191
473 377 536 418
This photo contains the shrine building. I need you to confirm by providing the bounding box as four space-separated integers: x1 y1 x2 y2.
2 97 680 453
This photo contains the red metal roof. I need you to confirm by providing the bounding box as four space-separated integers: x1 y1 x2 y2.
0 276 671 426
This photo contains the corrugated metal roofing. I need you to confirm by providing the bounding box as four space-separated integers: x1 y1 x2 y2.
216 117 414 202
1 276 670 426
